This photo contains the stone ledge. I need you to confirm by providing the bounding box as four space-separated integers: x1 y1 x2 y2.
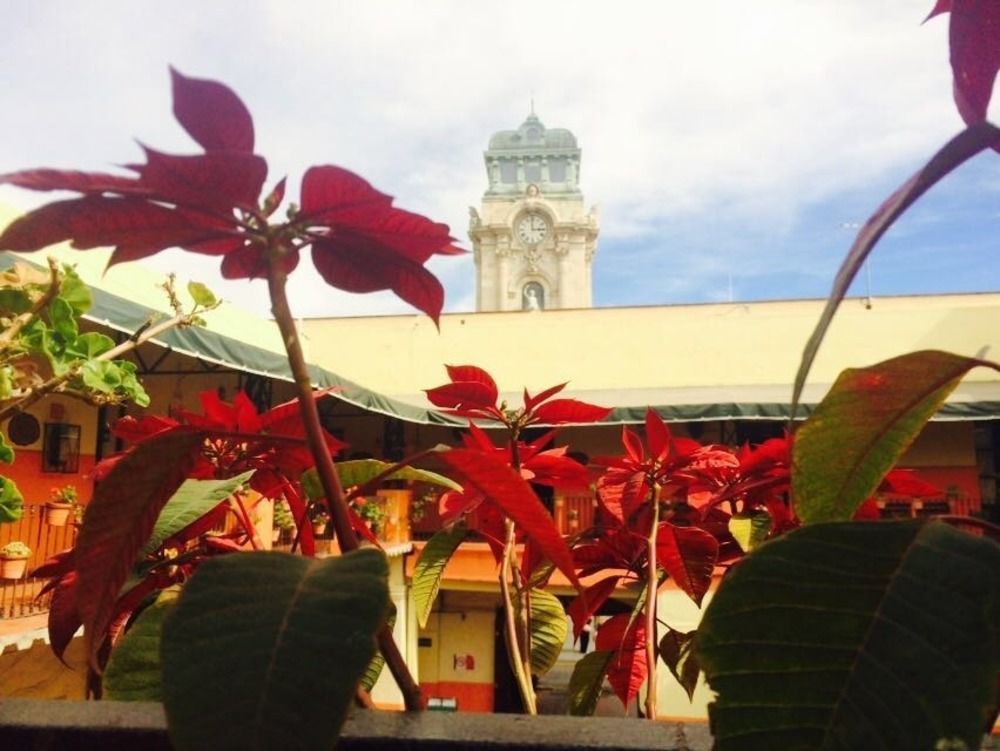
0 699 712 750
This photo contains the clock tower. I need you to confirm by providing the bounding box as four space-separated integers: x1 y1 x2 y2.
470 111 598 312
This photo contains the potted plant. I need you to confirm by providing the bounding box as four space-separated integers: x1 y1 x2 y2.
272 501 294 545
310 507 330 537
0 541 31 579
45 485 79 526
354 496 387 539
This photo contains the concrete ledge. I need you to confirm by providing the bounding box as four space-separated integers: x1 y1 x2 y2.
0 699 712 750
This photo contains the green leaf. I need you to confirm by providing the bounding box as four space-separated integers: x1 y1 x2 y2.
696 520 1000 751
65 331 115 359
523 588 568 677
793 351 999 524
0 289 32 315
360 603 396 693
144 472 254 555
104 587 180 701
568 650 613 716
75 427 205 668
58 265 92 315
48 296 77 339
161 549 389 751
727 511 772 553
187 281 218 308
311 459 461 497
0 433 14 464
0 475 24 523
80 359 121 393
659 628 700 701
412 526 467 628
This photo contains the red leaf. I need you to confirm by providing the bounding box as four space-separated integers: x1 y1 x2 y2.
299 165 393 222
438 448 580 589
645 409 671 463
220 243 298 280
930 0 1000 127
656 522 719 607
530 398 610 426
521 451 591 490
232 391 263 433
597 468 648 522
311 234 445 323
523 382 567 411
0 197 227 259
170 67 255 153
595 613 647 707
792 121 1000 412
74 427 205 669
425 382 498 411
445 365 499 403
879 469 942 497
48 571 81 663
621 426 644 464
133 147 267 209
31 549 74 581
0 169 145 195
567 576 621 638
112 415 179 444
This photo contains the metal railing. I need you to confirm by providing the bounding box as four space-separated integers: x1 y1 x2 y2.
0 504 77 619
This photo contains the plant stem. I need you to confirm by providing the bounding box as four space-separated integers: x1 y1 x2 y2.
230 491 262 551
644 485 661 720
501 518 536 714
266 253 422 711
0 257 60 350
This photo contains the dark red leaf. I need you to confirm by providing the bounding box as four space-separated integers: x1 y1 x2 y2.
521 452 591 490
0 197 227 259
298 165 393 223
170 67 255 153
530 399 610 426
567 576 621 638
930 0 1000 127
792 121 1000 413
220 243 298 280
438 448 580 589
31 549 74 581
595 613 647 707
232 391 263 433
133 147 267 209
48 571 81 663
311 235 444 323
656 522 719 607
74 427 205 669
0 169 145 195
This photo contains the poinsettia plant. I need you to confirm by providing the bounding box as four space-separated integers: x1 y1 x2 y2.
0 67 465 746
695 5 1000 749
416 364 609 713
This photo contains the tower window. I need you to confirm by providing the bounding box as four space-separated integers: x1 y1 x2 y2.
548 158 566 182
500 161 517 183
524 160 541 183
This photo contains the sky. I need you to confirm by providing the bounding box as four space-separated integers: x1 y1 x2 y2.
0 1 997 320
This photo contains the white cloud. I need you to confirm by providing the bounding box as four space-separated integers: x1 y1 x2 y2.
0 0 992 317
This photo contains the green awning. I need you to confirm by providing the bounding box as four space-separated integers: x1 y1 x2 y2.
1 251 463 426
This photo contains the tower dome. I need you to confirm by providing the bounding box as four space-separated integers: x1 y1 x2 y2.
483 111 581 196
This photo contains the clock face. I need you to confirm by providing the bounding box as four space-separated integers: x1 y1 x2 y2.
516 214 548 245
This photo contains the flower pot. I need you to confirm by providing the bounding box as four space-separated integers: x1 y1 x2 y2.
45 502 74 527
1 555 29 579
312 521 327 537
